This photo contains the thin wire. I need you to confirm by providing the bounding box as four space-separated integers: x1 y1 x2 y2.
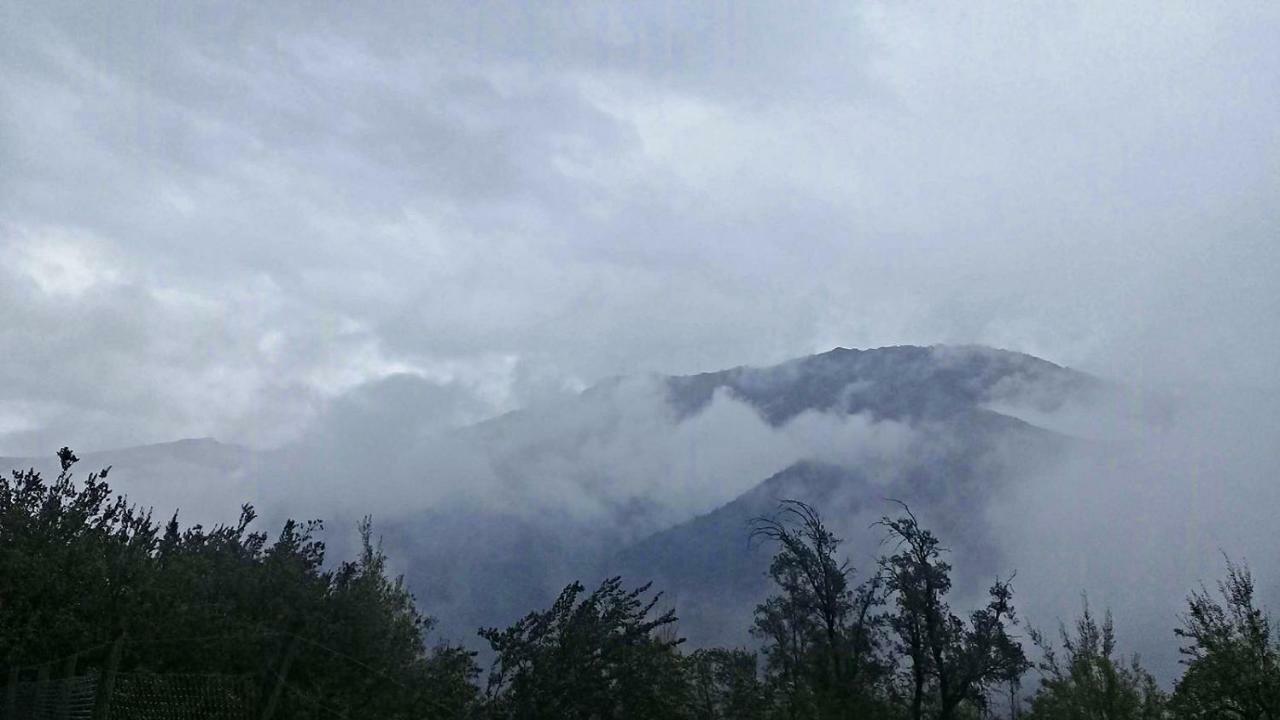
284 632 411 689
267 668 350 720
7 642 111 673
280 632 457 716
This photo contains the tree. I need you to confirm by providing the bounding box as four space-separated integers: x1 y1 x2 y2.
0 448 155 663
307 516 480 718
0 449 478 720
751 500 889 719
879 504 1029 720
479 576 688 719
686 648 767 720
1024 598 1165 720
1172 559 1280 720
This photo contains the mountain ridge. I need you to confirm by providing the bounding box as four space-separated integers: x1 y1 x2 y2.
1 344 1109 646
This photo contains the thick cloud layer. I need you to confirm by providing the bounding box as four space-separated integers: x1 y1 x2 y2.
3 2 1278 454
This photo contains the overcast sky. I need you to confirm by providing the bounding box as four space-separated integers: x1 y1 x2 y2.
2 1 1277 454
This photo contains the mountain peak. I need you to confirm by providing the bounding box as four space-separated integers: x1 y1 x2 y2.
666 344 1095 425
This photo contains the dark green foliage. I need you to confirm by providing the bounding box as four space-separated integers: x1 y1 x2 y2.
686 648 767 720
1172 560 1280 719
0 448 155 662
8 449 1280 719
478 576 688 719
750 500 890 719
0 450 477 719
879 504 1029 720
1024 599 1166 720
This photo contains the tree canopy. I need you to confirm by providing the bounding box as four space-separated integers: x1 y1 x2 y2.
2 449 1276 719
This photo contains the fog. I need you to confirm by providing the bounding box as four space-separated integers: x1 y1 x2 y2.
248 375 914 539
989 384 1280 681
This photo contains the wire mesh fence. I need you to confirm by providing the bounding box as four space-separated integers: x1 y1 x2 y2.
3 672 98 720
108 673 257 720
1 669 258 720
0 630 393 720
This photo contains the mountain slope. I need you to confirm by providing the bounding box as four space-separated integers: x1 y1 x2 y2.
613 405 1075 646
384 345 1097 641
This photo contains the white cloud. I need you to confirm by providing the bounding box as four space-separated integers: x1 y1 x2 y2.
8 225 123 297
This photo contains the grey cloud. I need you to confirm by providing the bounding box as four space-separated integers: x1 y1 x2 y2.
1 1 1278 456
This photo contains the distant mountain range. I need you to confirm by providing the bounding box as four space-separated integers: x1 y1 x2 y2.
1 345 1110 646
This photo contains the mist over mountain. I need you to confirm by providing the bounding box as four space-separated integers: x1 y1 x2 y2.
7 339 1274 684
373 345 1090 642
667 344 1103 425
3 345 1116 648
6 340 1278 683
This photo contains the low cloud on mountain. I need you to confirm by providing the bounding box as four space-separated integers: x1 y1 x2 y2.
989 384 1280 680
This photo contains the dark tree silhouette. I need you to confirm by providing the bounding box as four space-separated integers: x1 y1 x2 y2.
879 503 1029 720
1173 559 1280 720
751 499 889 719
686 647 767 720
479 576 687 719
1025 598 1166 720
0 449 478 719
11 448 1280 720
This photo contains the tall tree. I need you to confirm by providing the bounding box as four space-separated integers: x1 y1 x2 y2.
479 576 688 720
1172 559 1280 720
751 500 888 719
879 504 1029 720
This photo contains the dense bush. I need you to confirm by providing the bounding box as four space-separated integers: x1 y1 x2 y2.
0 449 477 719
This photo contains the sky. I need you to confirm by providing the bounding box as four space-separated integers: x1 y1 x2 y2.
2 1 1279 455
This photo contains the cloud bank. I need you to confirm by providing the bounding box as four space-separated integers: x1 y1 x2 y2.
2 1 1278 454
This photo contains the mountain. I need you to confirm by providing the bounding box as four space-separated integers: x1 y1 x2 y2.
0 437 259 527
613 413 1074 646
611 346 1102 646
1 436 249 473
667 344 1101 424
379 344 1100 642
0 345 1109 647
